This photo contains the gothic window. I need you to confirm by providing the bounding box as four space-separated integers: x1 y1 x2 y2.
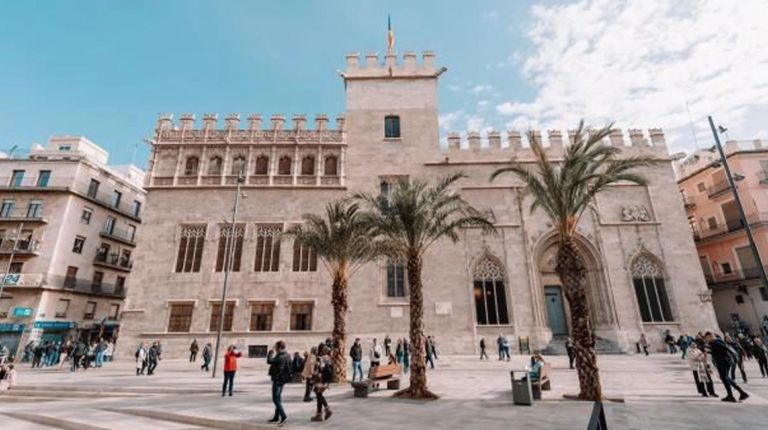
292 239 317 272
278 156 292 175
254 224 282 272
215 224 245 272
324 155 338 176
255 155 269 175
208 156 223 175
631 254 673 323
300 156 315 175
386 259 406 297
175 225 207 273
473 256 510 325
231 155 247 176
184 156 199 176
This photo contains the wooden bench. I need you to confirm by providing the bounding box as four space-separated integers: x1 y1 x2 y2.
351 363 401 398
531 362 552 400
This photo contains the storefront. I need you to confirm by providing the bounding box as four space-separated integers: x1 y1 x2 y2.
0 323 25 360
33 321 76 343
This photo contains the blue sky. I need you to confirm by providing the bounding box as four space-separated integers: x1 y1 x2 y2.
2 1 767 166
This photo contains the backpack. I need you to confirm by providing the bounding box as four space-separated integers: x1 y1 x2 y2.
321 361 335 384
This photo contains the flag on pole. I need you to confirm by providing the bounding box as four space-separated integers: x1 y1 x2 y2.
387 14 395 53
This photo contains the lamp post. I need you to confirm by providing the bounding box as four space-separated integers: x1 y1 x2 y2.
708 116 768 298
211 174 244 378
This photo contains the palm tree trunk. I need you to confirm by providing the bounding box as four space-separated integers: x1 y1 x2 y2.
556 239 603 401
330 272 348 383
395 252 438 400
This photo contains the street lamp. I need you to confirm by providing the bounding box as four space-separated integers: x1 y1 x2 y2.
707 116 768 303
211 173 244 378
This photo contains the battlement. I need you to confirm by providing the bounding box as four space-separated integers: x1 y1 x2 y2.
342 51 445 79
443 128 669 159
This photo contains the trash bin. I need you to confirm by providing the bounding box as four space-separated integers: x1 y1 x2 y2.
510 370 533 406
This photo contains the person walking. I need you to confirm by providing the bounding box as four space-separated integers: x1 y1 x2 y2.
501 335 511 361
496 334 504 360
402 338 410 373
384 335 392 357
425 336 435 369
267 340 291 425
349 339 363 382
752 337 768 377
479 338 488 360
565 337 576 369
430 336 439 360
105 341 114 363
664 330 677 354
310 344 333 422
706 332 749 402
688 342 716 397
146 342 159 375
222 345 241 397
302 347 317 402
638 333 649 356
724 333 747 383
189 339 199 363
370 338 382 370
395 339 404 364
135 343 146 376
201 342 212 371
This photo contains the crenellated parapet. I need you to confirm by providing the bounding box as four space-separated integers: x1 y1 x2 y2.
443 128 670 161
153 113 346 145
342 51 445 79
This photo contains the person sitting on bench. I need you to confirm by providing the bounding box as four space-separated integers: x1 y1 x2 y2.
526 353 545 383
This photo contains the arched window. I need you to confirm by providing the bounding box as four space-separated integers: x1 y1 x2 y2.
324 156 338 176
473 256 509 325
386 259 406 297
278 156 292 175
208 156 222 175
632 254 673 322
255 155 269 175
231 155 247 176
301 156 315 175
184 156 199 176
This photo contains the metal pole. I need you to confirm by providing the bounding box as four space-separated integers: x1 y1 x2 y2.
708 116 768 293
211 176 243 378
0 222 25 302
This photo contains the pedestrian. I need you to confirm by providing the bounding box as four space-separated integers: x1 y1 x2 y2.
201 342 212 372
762 315 768 337
751 337 768 377
705 332 748 402
0 364 16 391
430 336 439 360
370 338 382 369
479 337 488 360
146 342 159 375
267 340 291 425
664 330 677 354
395 339 404 364
349 339 363 383
105 341 114 362
311 344 334 422
687 342 716 397
292 351 305 382
402 338 410 373
425 336 435 369
496 334 504 360
638 333 649 356
135 343 146 376
189 339 199 363
58 341 70 369
222 345 242 397
302 347 317 402
565 337 576 369
724 333 747 383
502 335 511 361
384 335 392 357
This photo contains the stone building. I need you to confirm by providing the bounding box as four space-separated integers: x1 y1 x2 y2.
0 136 145 354
118 50 717 359
675 140 768 333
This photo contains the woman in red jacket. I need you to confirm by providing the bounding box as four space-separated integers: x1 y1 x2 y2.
222 345 242 397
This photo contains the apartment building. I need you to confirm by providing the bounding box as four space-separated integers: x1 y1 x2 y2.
0 136 145 355
676 139 768 333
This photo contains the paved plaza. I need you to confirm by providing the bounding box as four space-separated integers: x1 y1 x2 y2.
2 353 768 429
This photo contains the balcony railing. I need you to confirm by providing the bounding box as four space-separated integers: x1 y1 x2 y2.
0 273 125 298
706 265 768 288
0 239 39 254
0 208 47 222
707 180 732 198
94 251 133 272
100 226 137 246
695 212 768 241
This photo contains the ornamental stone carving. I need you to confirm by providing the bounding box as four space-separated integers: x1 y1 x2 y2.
621 205 652 222
473 256 504 281
631 254 663 278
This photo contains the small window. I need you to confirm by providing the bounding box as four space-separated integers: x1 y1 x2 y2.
26 201 43 218
127 225 136 242
81 208 93 224
278 156 292 175
697 182 706 193
209 301 235 332
184 156 199 176
58 145 72 151
300 156 315 175
250 303 274 331
84 301 97 320
72 236 86 254
707 217 718 230
208 156 223 175
37 170 51 187
55 299 71 318
109 303 120 319
87 179 100 198
324 156 338 176
0 199 14 217
92 271 104 289
167 303 194 332
735 294 744 304
10 170 25 187
231 156 247 176
384 115 401 138
8 262 23 274
64 266 78 288
255 155 269 175
290 302 313 331
292 240 318 272
116 276 126 291
104 216 116 234
721 262 733 274
112 190 122 208
132 200 142 217
386 259 407 297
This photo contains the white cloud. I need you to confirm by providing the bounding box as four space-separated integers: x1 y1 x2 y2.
496 0 768 153
439 110 464 131
470 84 493 94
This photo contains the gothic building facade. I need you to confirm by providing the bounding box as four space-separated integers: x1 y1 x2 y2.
118 50 717 358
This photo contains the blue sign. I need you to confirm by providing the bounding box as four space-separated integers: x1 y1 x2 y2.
33 321 75 330
13 307 33 317
0 323 24 333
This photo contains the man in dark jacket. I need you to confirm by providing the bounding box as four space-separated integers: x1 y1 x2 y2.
201 343 212 372
146 342 159 375
705 332 749 402
267 340 290 425
349 338 363 382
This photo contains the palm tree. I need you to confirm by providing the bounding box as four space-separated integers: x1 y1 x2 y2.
491 122 651 401
286 200 377 382
356 173 495 399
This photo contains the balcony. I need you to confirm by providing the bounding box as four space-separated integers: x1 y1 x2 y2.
94 251 133 272
707 180 732 199
682 196 696 211
694 212 768 242
0 239 39 255
0 208 48 223
75 181 142 221
100 226 137 246
705 265 768 289
56 274 126 298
